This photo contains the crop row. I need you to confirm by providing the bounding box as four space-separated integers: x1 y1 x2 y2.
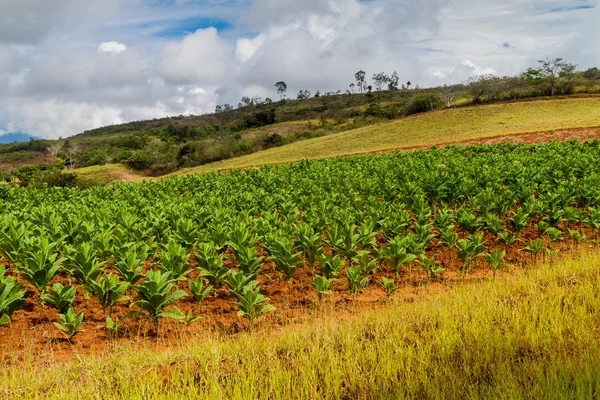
1 140 600 339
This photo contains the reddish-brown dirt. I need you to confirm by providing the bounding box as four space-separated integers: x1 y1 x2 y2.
1 220 596 364
370 126 600 156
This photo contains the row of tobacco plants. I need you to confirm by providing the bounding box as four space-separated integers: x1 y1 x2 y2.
1 140 600 339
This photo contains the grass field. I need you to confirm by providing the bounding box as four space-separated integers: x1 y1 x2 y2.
3 249 600 399
74 164 144 186
177 97 600 174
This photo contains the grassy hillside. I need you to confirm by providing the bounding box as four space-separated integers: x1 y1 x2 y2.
177 97 600 174
4 249 600 398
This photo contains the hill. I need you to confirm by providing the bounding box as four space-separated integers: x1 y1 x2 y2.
2 66 600 186
174 97 600 175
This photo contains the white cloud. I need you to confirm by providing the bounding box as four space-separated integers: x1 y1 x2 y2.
0 0 598 139
158 28 232 85
189 87 207 95
98 41 127 55
235 34 265 63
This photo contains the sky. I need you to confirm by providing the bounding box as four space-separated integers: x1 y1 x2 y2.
0 0 598 139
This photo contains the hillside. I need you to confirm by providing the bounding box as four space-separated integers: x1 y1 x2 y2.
2 67 600 186
173 97 600 174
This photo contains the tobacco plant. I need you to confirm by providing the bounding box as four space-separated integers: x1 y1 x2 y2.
41 283 76 313
233 282 276 324
129 270 187 332
53 308 84 340
0 266 26 326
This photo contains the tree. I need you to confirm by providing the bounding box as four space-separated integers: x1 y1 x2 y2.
349 83 356 94
406 81 412 89
238 96 253 108
297 90 311 100
275 81 287 100
522 58 577 96
388 71 399 90
47 144 62 160
66 144 81 171
583 67 600 81
465 74 502 103
441 84 457 108
354 70 367 93
314 91 321 98
372 72 389 91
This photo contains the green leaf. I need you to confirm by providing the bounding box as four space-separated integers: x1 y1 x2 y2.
159 308 186 320
0 314 11 327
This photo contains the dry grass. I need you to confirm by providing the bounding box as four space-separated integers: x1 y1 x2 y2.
178 97 600 174
3 248 600 399
74 164 145 186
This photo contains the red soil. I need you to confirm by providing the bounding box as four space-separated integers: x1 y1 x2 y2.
0 221 595 365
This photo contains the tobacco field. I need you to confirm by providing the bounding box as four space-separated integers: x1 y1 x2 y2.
2 140 600 342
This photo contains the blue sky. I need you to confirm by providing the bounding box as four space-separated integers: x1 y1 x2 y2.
0 0 597 139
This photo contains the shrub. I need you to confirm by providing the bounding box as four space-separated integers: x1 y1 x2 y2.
404 93 443 116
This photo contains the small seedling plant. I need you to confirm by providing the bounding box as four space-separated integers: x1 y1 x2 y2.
0 266 26 326
41 283 76 313
233 282 276 324
53 308 85 340
312 275 334 301
129 270 187 333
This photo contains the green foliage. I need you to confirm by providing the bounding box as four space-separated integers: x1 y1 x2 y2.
482 249 507 278
130 271 187 329
352 250 378 275
455 234 486 275
417 255 444 279
267 236 302 281
0 266 26 326
188 276 213 304
404 93 443 116
344 265 368 295
113 244 147 287
380 277 400 298
225 270 256 297
85 274 130 317
312 275 334 301
568 229 586 244
182 311 202 327
53 308 84 339
65 242 106 286
15 237 65 295
105 316 123 337
157 241 192 279
523 239 545 258
382 236 417 273
198 251 228 288
318 254 345 278
41 283 76 313
233 283 276 323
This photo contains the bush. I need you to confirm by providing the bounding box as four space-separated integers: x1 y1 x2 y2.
263 134 286 149
126 151 153 170
404 93 443 116
37 171 78 188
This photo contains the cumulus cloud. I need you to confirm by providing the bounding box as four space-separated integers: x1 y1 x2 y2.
158 28 232 85
0 0 127 45
0 0 597 139
98 42 127 55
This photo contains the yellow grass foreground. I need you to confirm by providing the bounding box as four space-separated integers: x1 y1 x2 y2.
3 248 600 399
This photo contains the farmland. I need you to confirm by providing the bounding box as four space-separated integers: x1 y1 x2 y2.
1 139 600 356
178 97 600 174
3 249 600 398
